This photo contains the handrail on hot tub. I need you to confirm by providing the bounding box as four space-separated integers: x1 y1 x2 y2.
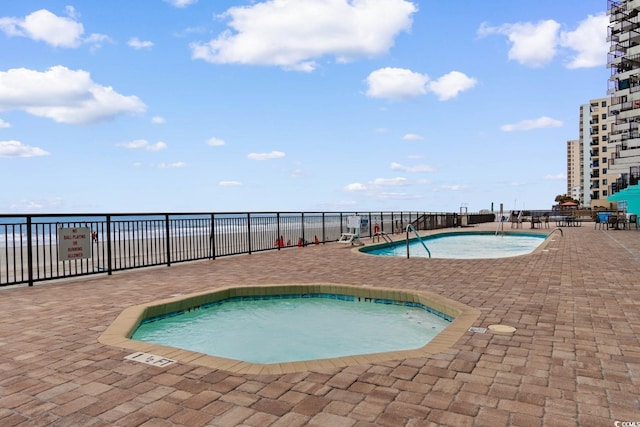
406 224 431 259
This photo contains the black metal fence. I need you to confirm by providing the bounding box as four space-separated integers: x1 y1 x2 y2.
0 211 463 287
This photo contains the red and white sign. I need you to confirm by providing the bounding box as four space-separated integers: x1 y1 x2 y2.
57 227 91 261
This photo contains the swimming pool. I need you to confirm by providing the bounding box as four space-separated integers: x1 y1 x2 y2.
100 284 481 374
361 231 547 259
131 294 451 364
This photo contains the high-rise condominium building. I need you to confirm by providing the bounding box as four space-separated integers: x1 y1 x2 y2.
607 0 640 196
568 98 615 209
567 139 581 202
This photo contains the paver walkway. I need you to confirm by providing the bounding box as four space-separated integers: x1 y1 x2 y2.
0 223 639 426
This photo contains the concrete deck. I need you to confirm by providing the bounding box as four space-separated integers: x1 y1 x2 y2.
0 222 639 426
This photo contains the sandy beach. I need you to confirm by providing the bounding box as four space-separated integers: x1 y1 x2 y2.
0 215 423 285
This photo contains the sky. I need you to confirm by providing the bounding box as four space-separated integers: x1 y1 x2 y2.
0 0 610 214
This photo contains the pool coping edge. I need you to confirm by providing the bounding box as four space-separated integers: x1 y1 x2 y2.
98 283 481 375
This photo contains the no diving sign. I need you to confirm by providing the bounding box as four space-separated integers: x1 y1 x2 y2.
57 227 91 261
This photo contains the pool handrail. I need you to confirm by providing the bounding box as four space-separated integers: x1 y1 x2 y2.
406 224 431 258
548 227 563 238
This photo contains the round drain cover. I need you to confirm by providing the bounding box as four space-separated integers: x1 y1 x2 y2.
488 324 516 333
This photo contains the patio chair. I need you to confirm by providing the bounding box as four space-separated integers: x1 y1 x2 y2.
594 214 603 230
607 215 618 230
628 214 638 230
617 214 628 230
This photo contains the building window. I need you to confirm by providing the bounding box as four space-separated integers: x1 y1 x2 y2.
603 146 607 152
603 157 607 163
602 135 608 141
602 124 607 130
602 113 607 120
603 190 608 196
601 101 607 107
603 179 608 185
603 168 607 174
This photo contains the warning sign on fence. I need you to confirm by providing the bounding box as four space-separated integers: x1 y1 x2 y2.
57 227 91 261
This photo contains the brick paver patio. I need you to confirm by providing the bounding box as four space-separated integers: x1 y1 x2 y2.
0 223 639 426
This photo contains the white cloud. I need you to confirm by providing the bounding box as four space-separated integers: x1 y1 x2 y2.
0 140 50 157
402 133 423 141
151 116 165 124
165 0 198 7
291 168 306 178
158 162 187 169
190 0 417 71
372 177 407 186
65 6 79 20
117 139 167 151
248 151 285 160
344 183 367 191
544 173 565 180
84 33 112 51
500 116 563 132
428 71 477 101
219 180 242 186
333 200 358 207
478 14 608 69
478 20 560 67
9 199 44 211
206 137 225 147
377 192 423 200
0 9 108 49
366 68 475 100
390 162 434 173
365 67 428 99
560 14 608 69
440 184 471 191
0 66 146 124
0 118 10 128
128 37 154 50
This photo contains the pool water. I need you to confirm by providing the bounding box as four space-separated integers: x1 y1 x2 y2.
364 232 546 259
131 295 451 364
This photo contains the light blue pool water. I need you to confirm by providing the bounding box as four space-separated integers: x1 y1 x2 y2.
131 294 451 364
362 232 546 259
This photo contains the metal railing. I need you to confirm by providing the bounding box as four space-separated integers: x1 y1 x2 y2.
405 224 431 259
0 211 459 287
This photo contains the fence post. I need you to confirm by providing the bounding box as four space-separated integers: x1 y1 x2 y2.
27 216 33 286
276 213 281 250
322 213 325 243
301 212 305 246
165 214 171 267
106 215 112 275
210 213 216 260
247 213 252 254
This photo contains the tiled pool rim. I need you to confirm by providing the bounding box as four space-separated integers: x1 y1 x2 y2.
358 230 554 258
99 283 481 375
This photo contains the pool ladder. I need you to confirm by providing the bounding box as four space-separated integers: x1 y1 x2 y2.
548 227 563 237
374 231 394 245
406 224 431 258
